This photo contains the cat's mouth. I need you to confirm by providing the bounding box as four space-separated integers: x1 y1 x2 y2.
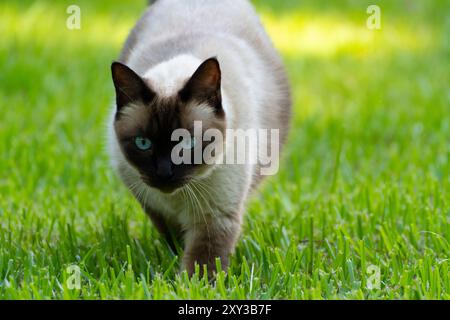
140 175 188 194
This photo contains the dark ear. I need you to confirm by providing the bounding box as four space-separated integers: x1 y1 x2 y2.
179 58 222 110
111 62 155 110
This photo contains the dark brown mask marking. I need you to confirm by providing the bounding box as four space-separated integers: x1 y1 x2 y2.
111 58 226 193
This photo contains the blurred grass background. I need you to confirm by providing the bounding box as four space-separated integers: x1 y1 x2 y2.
0 0 449 299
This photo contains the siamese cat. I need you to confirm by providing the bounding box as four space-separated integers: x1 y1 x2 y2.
108 0 291 277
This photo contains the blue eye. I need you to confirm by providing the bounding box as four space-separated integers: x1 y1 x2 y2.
135 136 152 151
182 137 197 150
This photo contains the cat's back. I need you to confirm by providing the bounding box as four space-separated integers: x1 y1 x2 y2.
145 0 258 34
120 0 273 65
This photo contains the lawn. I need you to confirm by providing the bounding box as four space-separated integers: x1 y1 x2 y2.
0 0 448 299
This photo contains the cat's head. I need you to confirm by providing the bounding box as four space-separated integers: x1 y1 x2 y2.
111 58 226 194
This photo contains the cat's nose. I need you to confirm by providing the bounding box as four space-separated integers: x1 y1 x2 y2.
155 156 173 179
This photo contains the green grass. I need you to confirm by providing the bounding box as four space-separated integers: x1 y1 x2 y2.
0 0 449 299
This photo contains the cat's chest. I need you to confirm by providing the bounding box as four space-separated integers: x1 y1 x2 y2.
144 183 224 222
135 165 251 223
144 191 187 217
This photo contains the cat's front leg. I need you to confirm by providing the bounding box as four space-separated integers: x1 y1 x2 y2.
142 204 183 253
182 213 241 278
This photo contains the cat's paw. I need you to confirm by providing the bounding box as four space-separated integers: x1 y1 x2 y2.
182 254 228 280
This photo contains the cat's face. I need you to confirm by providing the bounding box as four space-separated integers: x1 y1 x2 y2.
111 58 226 193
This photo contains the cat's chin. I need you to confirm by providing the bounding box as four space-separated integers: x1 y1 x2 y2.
155 184 185 195
141 178 188 195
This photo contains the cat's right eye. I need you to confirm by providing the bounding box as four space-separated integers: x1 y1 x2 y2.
134 136 152 151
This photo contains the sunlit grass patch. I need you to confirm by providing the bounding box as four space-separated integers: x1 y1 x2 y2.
260 11 436 58
0 2 134 51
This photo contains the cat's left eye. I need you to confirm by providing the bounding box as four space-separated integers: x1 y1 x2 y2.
134 136 152 151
